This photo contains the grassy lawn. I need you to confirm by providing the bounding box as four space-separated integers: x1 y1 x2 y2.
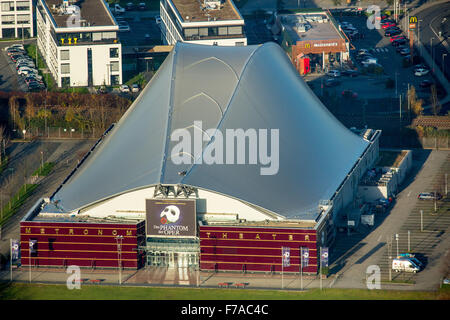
32 162 55 177
1 283 449 300
0 184 37 226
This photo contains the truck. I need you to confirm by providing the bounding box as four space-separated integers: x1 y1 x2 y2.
392 258 420 273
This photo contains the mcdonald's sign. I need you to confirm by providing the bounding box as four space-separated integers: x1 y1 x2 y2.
304 43 311 49
409 16 418 23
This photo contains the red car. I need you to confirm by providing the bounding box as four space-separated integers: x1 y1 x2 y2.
382 22 396 29
390 35 406 42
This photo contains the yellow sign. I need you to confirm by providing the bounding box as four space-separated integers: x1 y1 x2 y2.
304 43 311 49
409 16 418 23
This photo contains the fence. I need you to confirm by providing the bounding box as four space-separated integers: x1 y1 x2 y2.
420 136 450 149
23 127 104 140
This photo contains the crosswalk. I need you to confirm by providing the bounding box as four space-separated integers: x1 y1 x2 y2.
371 47 390 53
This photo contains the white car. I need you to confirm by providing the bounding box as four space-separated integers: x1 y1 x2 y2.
119 84 130 93
18 67 37 76
118 21 130 32
414 68 429 76
327 70 341 77
131 84 140 93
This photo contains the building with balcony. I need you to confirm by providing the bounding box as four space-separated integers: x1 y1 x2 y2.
36 0 122 87
160 0 247 46
0 0 34 39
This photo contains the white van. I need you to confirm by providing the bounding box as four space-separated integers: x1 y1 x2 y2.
392 258 420 273
113 4 125 13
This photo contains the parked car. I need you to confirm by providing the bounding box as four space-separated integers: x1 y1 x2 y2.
400 48 410 56
397 253 424 268
327 69 341 77
342 69 359 77
357 49 370 56
381 22 396 29
392 38 407 46
418 192 442 200
17 66 36 76
390 35 406 42
392 258 421 273
155 16 162 25
385 29 402 37
97 86 107 94
112 3 125 13
126 2 135 10
139 2 146 9
342 89 358 98
119 84 130 93
131 83 140 93
414 64 428 71
414 68 430 76
118 21 130 32
325 78 340 87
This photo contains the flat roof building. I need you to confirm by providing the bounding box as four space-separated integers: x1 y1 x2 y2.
274 9 350 75
0 0 34 39
160 0 247 46
36 0 122 87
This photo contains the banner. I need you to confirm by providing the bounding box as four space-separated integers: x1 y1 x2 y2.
301 247 309 267
146 199 196 237
29 239 37 254
282 247 290 267
321 247 329 268
11 239 20 261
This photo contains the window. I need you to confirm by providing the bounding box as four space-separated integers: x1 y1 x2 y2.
61 63 70 74
228 26 242 35
92 32 102 41
208 27 218 37
218 27 227 35
48 238 56 251
60 50 69 60
110 61 120 72
1 2 14 11
16 1 30 11
110 74 119 85
102 32 116 39
1 15 15 25
235 42 245 46
16 14 30 24
61 76 70 87
110 47 119 58
199 28 208 36
184 28 198 38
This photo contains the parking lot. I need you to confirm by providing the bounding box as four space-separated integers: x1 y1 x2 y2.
0 41 29 92
305 14 444 112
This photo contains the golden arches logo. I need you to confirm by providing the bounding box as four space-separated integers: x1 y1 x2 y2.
304 43 311 49
409 16 418 23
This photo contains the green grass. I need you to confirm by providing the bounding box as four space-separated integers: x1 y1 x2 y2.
24 44 57 91
32 162 55 177
0 156 8 175
0 184 38 226
0 283 449 300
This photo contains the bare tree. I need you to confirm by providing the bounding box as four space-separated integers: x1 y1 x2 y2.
430 85 442 116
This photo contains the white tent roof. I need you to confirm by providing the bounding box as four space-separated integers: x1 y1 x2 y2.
51 42 369 219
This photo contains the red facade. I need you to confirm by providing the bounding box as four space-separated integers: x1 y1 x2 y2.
199 226 317 274
20 220 146 269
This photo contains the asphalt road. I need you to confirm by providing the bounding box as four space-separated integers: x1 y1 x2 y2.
416 1 450 80
330 149 449 290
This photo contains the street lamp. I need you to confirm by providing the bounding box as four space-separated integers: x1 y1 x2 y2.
22 129 26 140
417 19 423 57
443 53 447 72
115 235 124 284
430 37 435 72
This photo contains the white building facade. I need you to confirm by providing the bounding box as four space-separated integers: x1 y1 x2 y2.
160 0 247 46
0 0 33 39
36 0 122 87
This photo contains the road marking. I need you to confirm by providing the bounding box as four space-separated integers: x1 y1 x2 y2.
407 191 411 197
377 234 382 242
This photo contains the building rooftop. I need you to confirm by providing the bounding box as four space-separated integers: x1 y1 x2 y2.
170 0 243 23
43 0 116 28
279 12 344 43
201 219 318 229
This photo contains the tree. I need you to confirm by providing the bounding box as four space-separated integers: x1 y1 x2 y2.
408 85 424 116
430 85 442 116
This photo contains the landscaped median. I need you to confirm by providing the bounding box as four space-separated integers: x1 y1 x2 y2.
0 283 449 300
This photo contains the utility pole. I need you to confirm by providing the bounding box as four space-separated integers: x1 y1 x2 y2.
420 210 423 232
115 235 124 284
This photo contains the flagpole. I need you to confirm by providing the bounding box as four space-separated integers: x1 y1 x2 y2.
300 247 303 290
281 247 284 289
10 239 12 282
320 247 322 290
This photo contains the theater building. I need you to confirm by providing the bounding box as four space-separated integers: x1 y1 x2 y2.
20 42 380 274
